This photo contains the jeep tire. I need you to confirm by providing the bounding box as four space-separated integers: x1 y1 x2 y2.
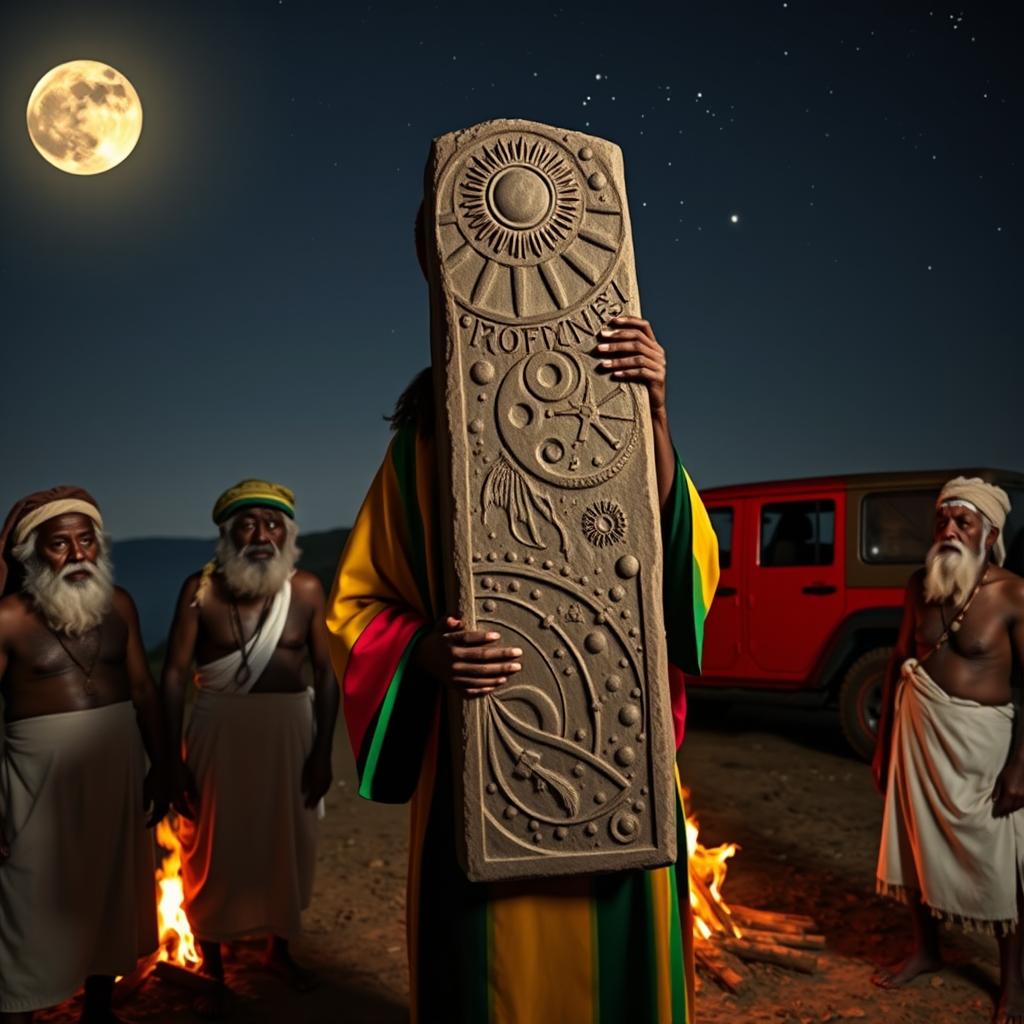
839 647 893 762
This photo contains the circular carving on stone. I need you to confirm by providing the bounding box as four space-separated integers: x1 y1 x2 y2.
616 555 640 579
555 826 568 840
528 819 540 832
584 822 598 836
582 500 627 547
585 631 607 654
539 439 565 465
486 782 497 794
469 418 484 434
594 791 607 804
497 352 640 489
615 746 636 767
508 402 534 428
610 810 640 844
523 351 580 402
451 135 583 269
488 165 554 229
482 599 496 612
588 171 607 190
436 129 624 323
605 674 621 692
530 588 542 599
619 705 641 726
504 805 518 818
609 585 626 602
470 360 495 384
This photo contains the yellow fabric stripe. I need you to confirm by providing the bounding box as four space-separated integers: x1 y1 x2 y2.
325 439 426 683
490 882 594 1024
649 867 673 1023
684 468 720 613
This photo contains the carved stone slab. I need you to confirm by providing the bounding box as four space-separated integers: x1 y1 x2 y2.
425 119 675 882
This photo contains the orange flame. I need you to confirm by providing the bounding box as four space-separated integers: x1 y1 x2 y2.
684 790 742 941
155 817 201 969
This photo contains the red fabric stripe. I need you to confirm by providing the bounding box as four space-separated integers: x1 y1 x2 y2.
669 663 687 749
343 606 428 758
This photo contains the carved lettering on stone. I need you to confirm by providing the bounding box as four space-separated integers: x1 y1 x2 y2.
425 119 675 882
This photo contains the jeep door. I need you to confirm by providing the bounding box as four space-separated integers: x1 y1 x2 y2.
701 503 742 673
747 492 845 680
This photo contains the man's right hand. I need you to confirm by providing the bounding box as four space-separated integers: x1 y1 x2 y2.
169 758 199 820
415 616 523 697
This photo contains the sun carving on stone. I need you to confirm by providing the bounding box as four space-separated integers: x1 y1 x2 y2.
457 136 582 265
582 501 628 548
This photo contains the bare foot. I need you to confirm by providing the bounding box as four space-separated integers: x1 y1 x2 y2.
193 980 229 1020
262 951 319 992
871 949 943 988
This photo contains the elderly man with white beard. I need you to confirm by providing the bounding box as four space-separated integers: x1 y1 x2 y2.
872 476 1024 1022
161 479 338 1019
0 486 164 1024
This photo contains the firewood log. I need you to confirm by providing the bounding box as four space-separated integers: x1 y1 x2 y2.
733 927 825 950
718 938 818 974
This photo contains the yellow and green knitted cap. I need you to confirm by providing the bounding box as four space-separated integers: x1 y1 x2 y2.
212 479 296 524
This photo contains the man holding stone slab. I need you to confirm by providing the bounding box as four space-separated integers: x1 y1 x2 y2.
327 120 718 1023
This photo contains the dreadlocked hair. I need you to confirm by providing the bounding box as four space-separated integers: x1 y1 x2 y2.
386 367 435 436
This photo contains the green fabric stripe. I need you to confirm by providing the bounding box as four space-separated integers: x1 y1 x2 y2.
667 866 688 1021
355 627 429 801
643 873 663 1017
670 790 690 1021
594 872 657 1023
215 496 295 522
390 426 432 611
690 549 707 668
662 454 700 675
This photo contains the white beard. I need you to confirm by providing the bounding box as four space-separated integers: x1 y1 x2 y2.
923 532 988 605
216 519 301 599
14 538 114 636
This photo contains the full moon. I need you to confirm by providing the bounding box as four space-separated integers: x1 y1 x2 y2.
27 60 142 175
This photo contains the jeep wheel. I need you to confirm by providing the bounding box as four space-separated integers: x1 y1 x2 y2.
839 647 892 762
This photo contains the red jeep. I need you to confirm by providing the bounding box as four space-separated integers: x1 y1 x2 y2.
689 469 1024 759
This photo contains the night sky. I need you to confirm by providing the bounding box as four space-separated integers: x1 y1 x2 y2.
2 2 1021 539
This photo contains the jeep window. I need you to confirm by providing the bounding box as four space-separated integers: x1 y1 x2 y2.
760 501 835 567
862 490 934 564
708 507 733 569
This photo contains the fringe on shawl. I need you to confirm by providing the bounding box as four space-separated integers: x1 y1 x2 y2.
875 878 1018 937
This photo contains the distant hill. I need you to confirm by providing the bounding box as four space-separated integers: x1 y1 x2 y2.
113 528 350 650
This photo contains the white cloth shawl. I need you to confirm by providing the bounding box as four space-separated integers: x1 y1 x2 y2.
195 580 291 694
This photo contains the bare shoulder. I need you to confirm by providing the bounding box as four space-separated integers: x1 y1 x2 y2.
991 567 1024 609
112 585 138 612
291 569 326 603
178 572 203 603
0 592 33 635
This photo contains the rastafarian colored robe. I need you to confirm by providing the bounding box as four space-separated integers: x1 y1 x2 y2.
326 425 718 1024
180 579 319 942
0 702 157 1013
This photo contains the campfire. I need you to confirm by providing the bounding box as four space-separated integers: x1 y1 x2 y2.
685 793 823 992
155 816 201 970
114 815 206 1001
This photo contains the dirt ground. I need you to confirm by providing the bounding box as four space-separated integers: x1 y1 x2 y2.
38 704 1003 1023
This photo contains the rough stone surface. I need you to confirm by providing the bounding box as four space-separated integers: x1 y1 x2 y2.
425 119 674 882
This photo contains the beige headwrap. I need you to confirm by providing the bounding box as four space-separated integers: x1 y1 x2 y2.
0 486 104 596
937 477 1011 566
